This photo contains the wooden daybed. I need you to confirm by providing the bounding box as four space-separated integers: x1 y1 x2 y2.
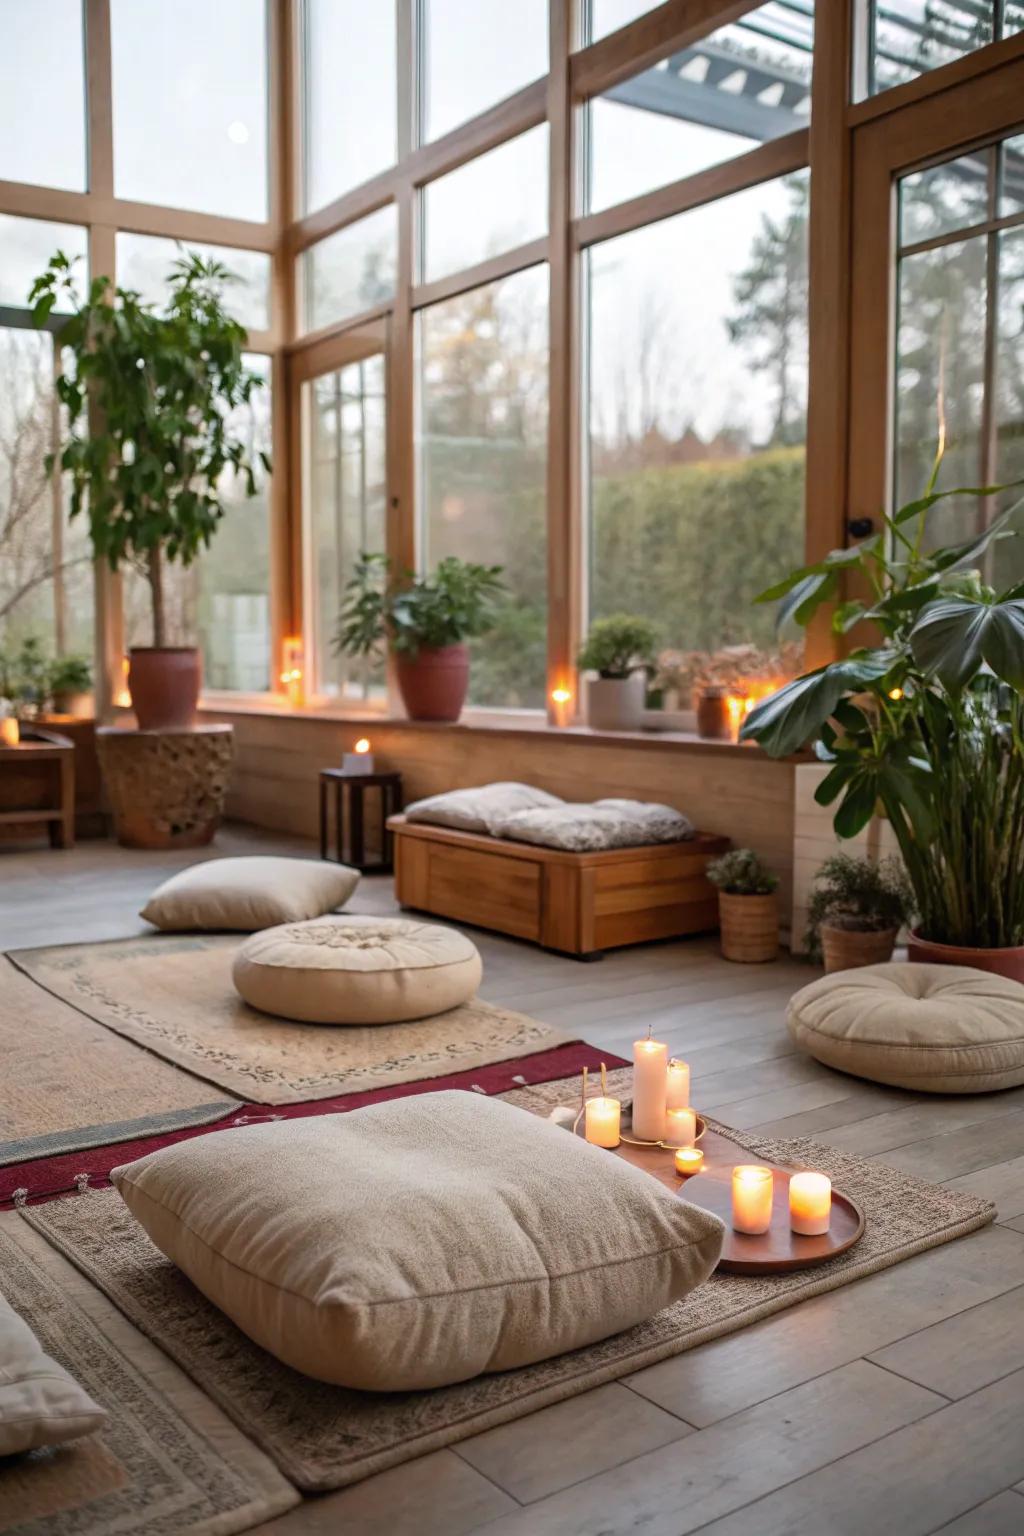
388 814 729 958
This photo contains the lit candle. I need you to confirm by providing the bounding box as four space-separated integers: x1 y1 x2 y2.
666 1057 690 1111
585 1096 621 1148
789 1172 831 1236
632 1034 668 1141
551 686 573 728
664 1106 696 1148
342 738 374 774
280 637 305 707
732 1165 774 1235
674 1147 704 1178
0 717 19 747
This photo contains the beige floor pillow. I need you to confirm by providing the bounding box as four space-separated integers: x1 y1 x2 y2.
403 782 563 834
0 1291 107 1455
112 1091 724 1392
492 800 694 851
788 962 1024 1092
232 914 482 1023
141 856 360 932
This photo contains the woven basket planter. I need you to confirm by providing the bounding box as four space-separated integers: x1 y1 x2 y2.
821 923 897 974
718 891 778 964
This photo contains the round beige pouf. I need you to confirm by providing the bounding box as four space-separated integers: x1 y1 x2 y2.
787 962 1024 1093
232 915 483 1024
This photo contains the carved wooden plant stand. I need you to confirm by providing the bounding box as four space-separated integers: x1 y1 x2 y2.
97 725 234 849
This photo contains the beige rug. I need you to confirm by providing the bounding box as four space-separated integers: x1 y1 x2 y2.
0 955 237 1164
8 935 572 1105
0 1214 297 1534
24 1073 994 1493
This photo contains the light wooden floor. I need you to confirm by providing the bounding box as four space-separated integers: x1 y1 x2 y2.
3 825 1024 1535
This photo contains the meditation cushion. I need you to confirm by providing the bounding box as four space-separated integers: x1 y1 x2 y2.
403 781 563 834
787 962 1024 1093
492 799 694 852
232 914 482 1023
111 1091 725 1391
0 1291 107 1455
141 856 359 932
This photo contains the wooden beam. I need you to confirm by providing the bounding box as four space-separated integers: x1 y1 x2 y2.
571 0 760 101
847 26 1024 128
85 0 114 199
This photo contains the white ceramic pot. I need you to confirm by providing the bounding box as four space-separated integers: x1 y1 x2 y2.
586 672 646 731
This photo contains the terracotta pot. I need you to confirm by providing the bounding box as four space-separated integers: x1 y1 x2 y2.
907 929 1024 984
586 672 646 731
128 647 202 731
820 922 897 974
718 891 778 963
697 686 732 740
396 644 469 722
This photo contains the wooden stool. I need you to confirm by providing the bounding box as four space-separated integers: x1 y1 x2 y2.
0 727 75 849
319 769 402 873
97 725 234 849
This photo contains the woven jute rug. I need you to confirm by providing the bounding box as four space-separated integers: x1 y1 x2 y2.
0 1214 298 1535
7 935 573 1104
24 1071 995 1494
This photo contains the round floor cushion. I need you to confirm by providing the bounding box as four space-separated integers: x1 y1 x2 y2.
233 915 483 1025
787 963 1024 1093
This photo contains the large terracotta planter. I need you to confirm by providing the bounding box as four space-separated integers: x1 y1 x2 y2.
396 643 469 722
907 929 1024 984
821 922 897 974
586 672 646 731
128 647 201 731
718 891 778 963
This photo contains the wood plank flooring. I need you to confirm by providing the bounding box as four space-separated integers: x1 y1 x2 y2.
3 824 1023 1535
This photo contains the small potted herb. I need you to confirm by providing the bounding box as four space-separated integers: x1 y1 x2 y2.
806 853 914 972
46 654 92 715
577 614 658 731
706 848 780 963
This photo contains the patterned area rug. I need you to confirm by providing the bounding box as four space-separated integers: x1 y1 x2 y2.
24 1071 995 1494
8 934 574 1104
0 1215 297 1534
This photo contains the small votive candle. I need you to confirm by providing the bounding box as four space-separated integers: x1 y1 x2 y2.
666 1057 690 1111
585 1096 621 1149
674 1147 704 1178
0 717 19 747
342 738 374 774
732 1165 774 1235
664 1106 696 1148
789 1171 831 1235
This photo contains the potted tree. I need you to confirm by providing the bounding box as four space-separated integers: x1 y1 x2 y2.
335 552 505 722
577 614 658 730
742 455 1024 980
30 250 268 730
706 849 780 963
806 854 914 972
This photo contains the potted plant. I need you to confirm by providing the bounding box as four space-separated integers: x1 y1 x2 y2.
0 637 48 719
46 654 92 715
806 854 914 972
706 848 780 963
335 552 505 721
577 614 658 730
30 250 269 730
741 452 1024 980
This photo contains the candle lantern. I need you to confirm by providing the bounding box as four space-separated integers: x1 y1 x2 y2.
732 1165 774 1234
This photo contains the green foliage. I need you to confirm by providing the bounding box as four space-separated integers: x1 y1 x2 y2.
334 553 506 661
0 637 92 712
805 854 914 961
577 614 659 678
706 848 779 896
30 249 270 646
47 653 92 700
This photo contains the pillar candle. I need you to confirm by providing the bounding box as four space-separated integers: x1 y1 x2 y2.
0 717 18 747
666 1057 690 1111
789 1171 831 1235
732 1165 774 1235
585 1096 621 1149
632 1036 668 1141
664 1106 696 1148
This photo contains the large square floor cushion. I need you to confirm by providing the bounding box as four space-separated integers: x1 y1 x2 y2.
0 1291 107 1455
787 962 1024 1093
403 781 563 834
492 799 694 852
232 914 482 1024
112 1092 725 1391
141 856 360 932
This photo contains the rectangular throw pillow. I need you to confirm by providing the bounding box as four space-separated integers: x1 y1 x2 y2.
0 1291 107 1456
492 800 694 852
141 856 360 932
112 1091 724 1392
403 782 563 835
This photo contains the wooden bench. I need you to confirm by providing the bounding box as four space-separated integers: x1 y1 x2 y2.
388 815 729 958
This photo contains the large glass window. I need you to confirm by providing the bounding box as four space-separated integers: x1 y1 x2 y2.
586 173 809 697
116 235 271 333
110 0 268 220
302 206 398 335
422 0 548 142
418 267 549 710
421 127 549 284
587 3 813 214
586 1 662 42
862 2 1024 99
0 0 86 192
0 215 87 310
304 0 397 213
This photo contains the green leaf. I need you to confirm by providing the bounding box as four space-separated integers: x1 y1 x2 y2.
740 650 896 758
833 775 879 838
910 596 1024 691
893 483 1014 525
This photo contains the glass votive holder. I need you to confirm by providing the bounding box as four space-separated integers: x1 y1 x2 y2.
732 1165 774 1234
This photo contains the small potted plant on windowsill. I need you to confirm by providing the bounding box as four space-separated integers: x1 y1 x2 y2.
334 552 505 722
577 614 658 731
806 853 914 973
706 848 780 963
46 654 93 716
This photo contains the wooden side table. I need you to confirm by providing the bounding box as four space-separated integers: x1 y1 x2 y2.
320 769 402 873
97 725 234 849
0 728 75 849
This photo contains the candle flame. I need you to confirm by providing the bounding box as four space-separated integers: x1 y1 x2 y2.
354 738 371 753
551 687 571 704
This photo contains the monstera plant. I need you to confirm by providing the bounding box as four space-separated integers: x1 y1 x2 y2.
741 457 1024 970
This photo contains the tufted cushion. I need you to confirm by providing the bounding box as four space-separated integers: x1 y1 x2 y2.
492 800 694 852
787 963 1024 1093
111 1091 725 1392
141 856 360 932
0 1291 107 1455
403 782 563 834
232 915 482 1024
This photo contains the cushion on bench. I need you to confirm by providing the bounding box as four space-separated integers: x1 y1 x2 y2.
404 781 563 834
492 799 694 852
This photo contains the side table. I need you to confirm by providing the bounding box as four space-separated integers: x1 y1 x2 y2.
0 728 75 849
97 725 234 849
319 769 402 873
